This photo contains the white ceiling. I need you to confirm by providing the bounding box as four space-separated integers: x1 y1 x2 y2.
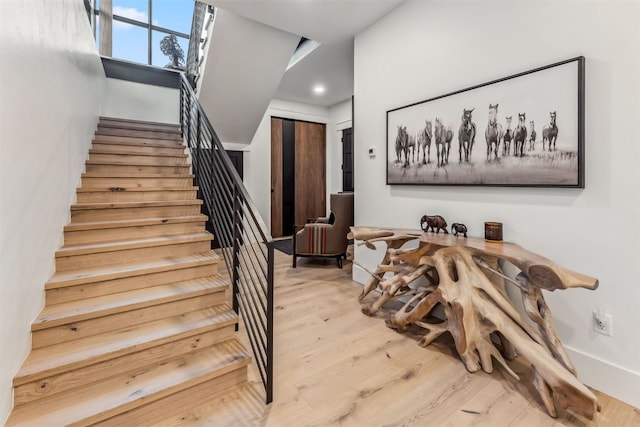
205 0 406 107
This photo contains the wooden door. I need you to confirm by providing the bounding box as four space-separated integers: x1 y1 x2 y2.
271 118 283 238
271 118 326 237
295 121 326 225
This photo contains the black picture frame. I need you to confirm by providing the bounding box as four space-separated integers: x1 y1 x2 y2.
386 56 585 187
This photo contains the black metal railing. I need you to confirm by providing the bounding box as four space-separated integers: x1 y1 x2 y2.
179 74 275 403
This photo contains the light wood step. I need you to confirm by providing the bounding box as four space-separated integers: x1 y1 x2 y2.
85 160 191 175
91 141 185 156
96 126 182 141
80 172 194 189
88 151 189 166
76 186 198 203
32 285 225 349
14 311 237 406
64 215 207 245
91 133 184 147
97 368 248 427
99 117 181 133
55 233 213 271
46 252 221 304
33 275 226 337
70 200 203 222
6 340 250 427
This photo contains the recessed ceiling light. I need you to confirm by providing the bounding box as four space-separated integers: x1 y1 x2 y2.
313 85 326 95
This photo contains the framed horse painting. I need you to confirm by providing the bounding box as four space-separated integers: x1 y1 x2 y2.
386 56 585 187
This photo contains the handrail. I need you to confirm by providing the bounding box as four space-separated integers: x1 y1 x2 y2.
179 73 275 404
185 1 208 88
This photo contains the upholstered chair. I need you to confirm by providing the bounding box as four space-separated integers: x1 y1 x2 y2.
292 192 354 268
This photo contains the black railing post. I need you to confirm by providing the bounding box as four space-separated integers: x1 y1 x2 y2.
232 185 241 330
266 242 274 404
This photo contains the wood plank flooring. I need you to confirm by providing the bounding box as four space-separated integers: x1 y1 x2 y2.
152 252 639 426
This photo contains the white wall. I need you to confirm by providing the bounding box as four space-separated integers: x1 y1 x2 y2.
0 0 106 423
102 78 179 124
354 0 640 407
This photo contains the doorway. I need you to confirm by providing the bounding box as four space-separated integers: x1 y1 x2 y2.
342 128 353 192
271 117 326 238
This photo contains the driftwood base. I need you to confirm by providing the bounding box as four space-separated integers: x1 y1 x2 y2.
349 226 599 420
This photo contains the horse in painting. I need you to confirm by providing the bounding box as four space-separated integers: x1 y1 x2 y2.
528 121 537 151
395 125 408 165
458 108 476 163
434 117 453 167
502 116 513 157
484 104 503 161
417 120 433 164
542 111 559 151
513 113 528 157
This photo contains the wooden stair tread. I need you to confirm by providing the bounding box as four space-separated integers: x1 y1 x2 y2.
92 140 184 149
95 131 183 142
16 305 237 384
85 159 190 167
89 149 187 158
64 215 207 232
46 251 221 289
57 232 212 257
76 186 198 193
99 117 181 129
71 200 202 211
7 340 250 427
33 276 227 330
82 172 194 179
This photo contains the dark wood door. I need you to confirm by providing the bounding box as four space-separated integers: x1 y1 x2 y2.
295 121 326 226
342 128 353 192
270 118 326 237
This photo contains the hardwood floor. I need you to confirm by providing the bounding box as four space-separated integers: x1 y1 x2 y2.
159 252 640 426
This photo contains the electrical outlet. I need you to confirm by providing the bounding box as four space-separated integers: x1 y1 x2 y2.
593 309 613 336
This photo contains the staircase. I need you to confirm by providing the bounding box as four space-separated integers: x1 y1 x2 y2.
6 117 250 426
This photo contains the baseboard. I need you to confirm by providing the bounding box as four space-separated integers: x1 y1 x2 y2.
566 347 640 408
352 264 639 409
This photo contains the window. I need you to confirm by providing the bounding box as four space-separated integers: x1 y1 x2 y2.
94 0 192 69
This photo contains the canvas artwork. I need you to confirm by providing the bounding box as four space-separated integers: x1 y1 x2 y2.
386 57 585 187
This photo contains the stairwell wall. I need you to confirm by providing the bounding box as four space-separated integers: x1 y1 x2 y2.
0 0 106 423
353 0 639 406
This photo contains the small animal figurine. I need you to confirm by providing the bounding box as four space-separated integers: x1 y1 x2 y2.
451 223 468 237
420 215 448 234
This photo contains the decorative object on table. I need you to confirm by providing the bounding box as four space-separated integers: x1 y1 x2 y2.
386 56 585 187
419 214 448 234
484 221 503 241
451 222 468 237
350 226 599 420
293 192 353 268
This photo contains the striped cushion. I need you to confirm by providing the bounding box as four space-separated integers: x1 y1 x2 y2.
308 226 327 254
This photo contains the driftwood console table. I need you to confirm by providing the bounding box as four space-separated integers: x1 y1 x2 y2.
349 226 599 420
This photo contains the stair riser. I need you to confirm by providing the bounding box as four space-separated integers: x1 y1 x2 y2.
46 264 218 305
96 127 182 141
89 153 188 166
71 205 202 222
32 293 226 349
64 222 206 246
92 134 184 147
81 176 194 189
95 368 248 427
14 326 236 406
76 189 197 203
85 163 191 175
56 240 212 271
99 119 181 134
91 143 185 156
